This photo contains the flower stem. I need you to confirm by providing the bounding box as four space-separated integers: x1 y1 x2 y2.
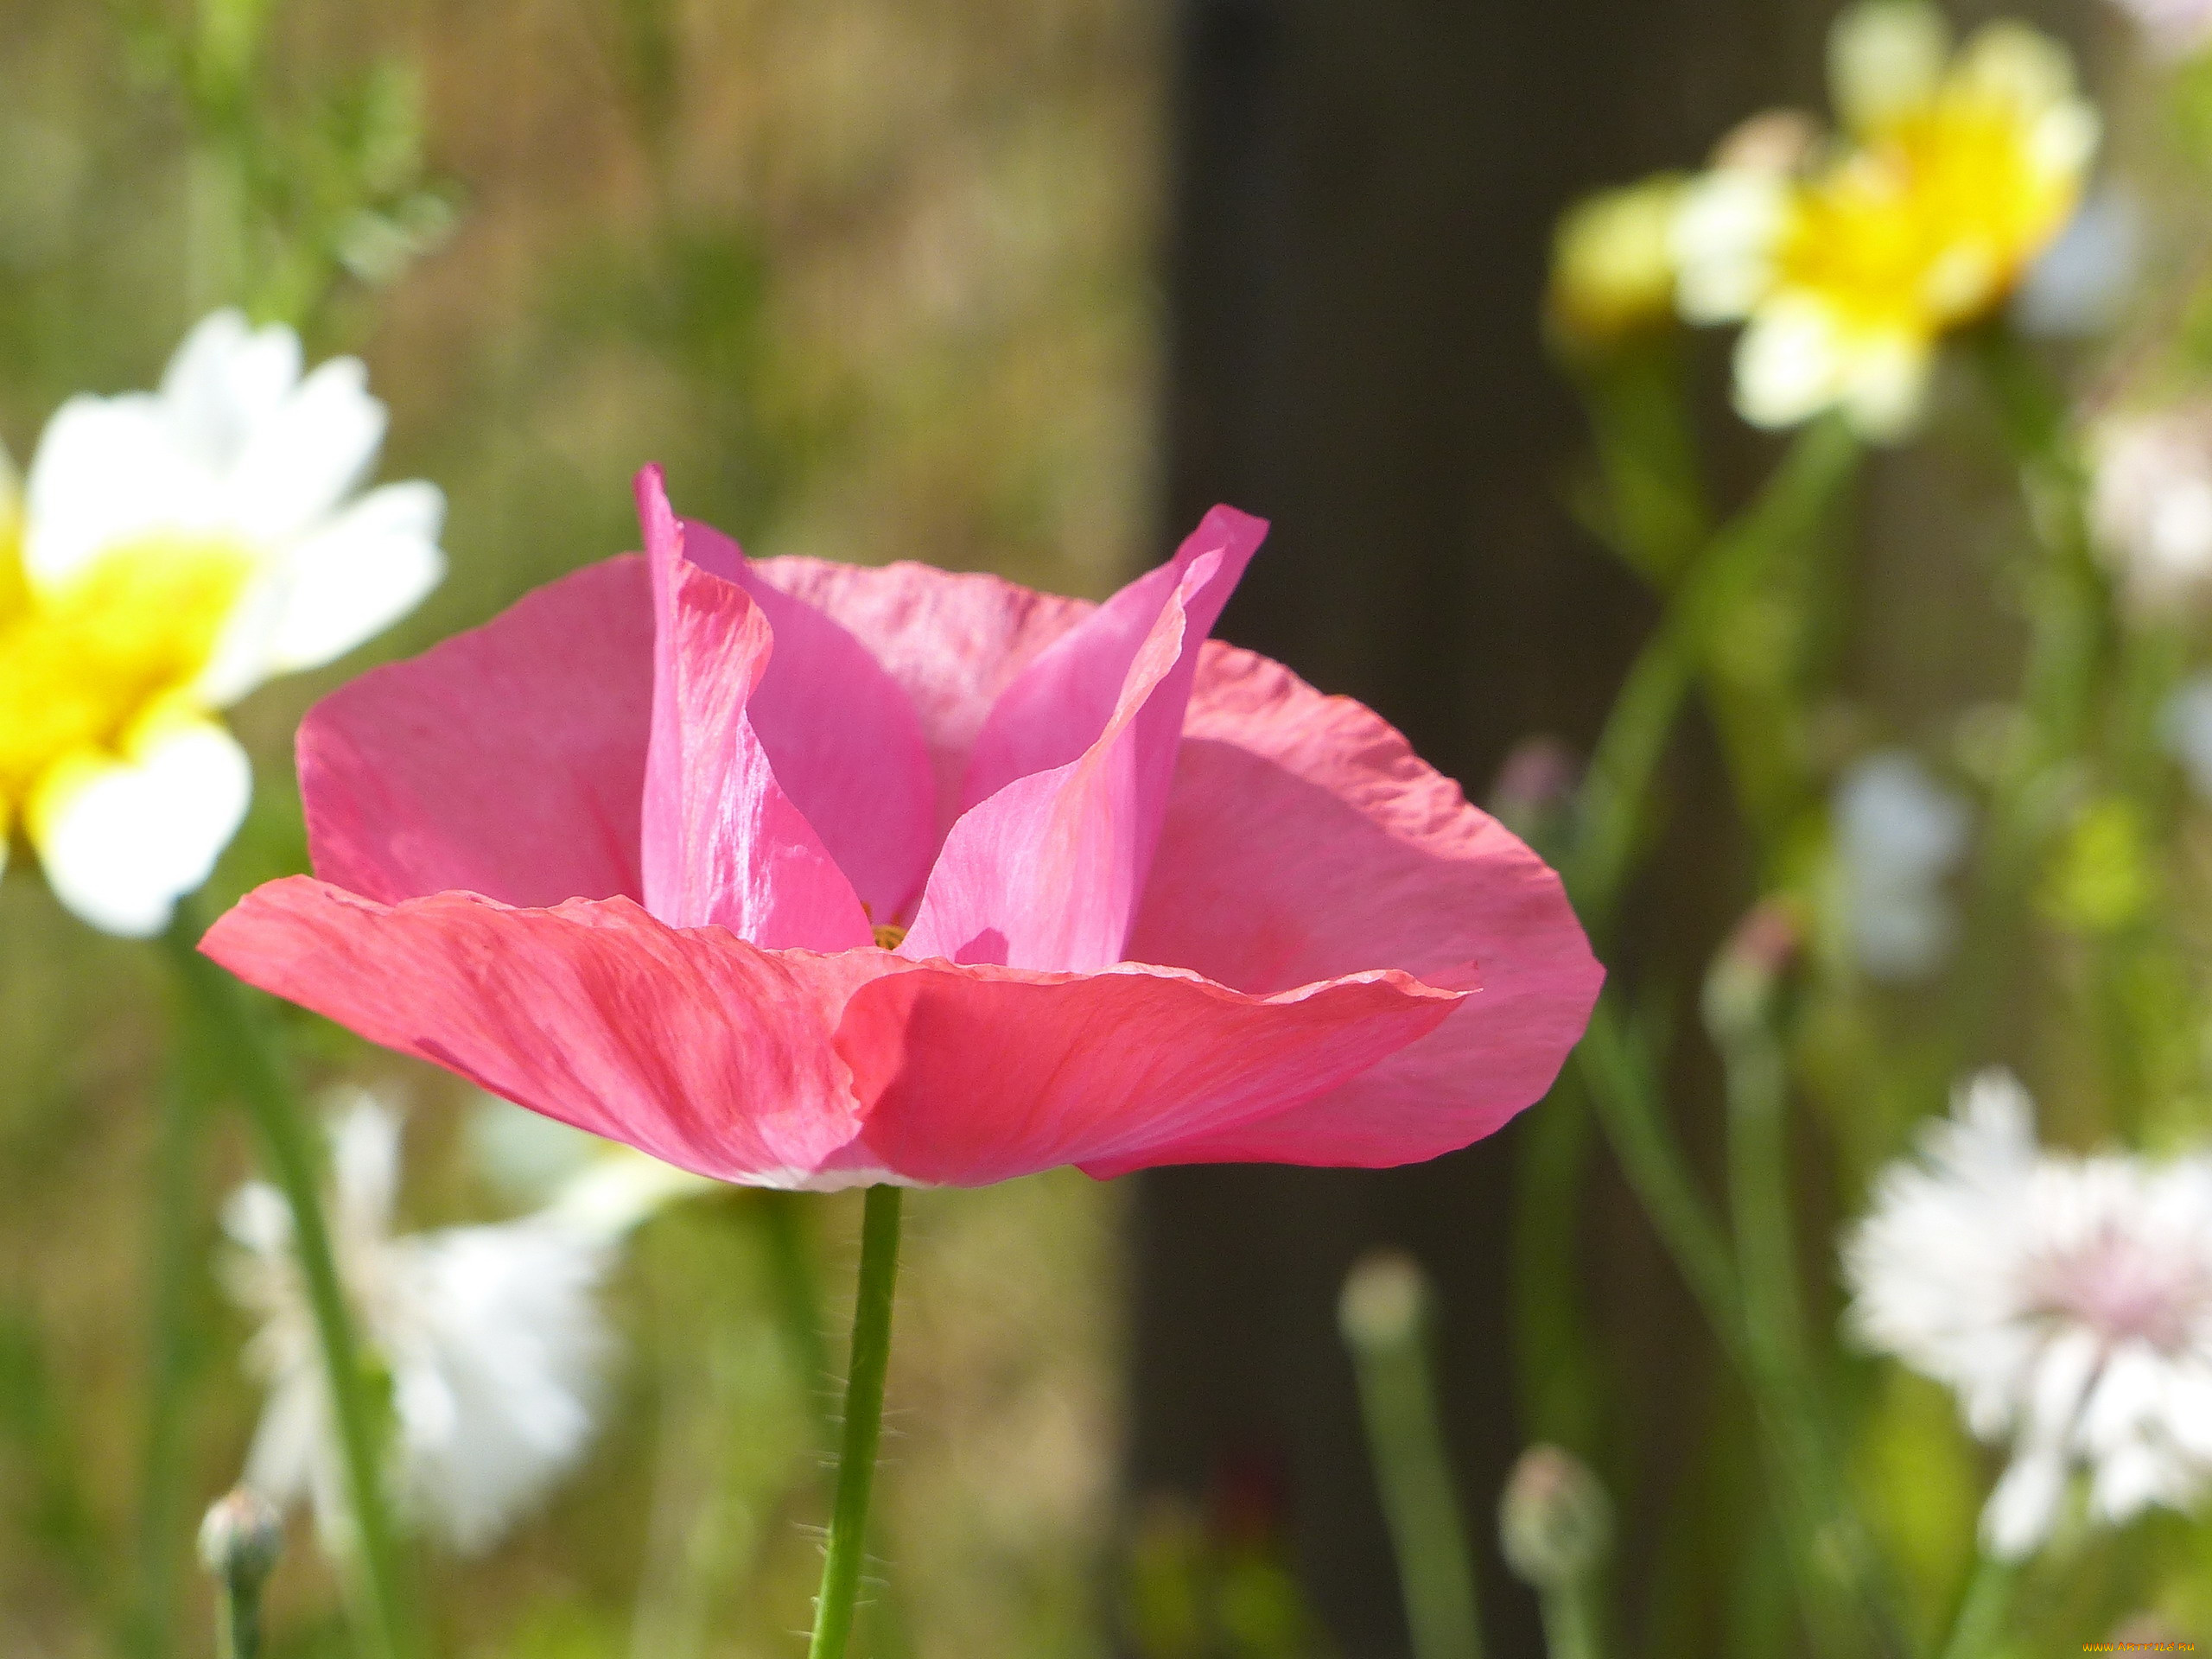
1936 1554 2019 1659
1573 1000 1742 1366
807 1184 905 1659
1340 1253 1486 1659
759 1191 836 1445
133 1039 213 1659
1535 1582 1605 1659
159 902 415 1659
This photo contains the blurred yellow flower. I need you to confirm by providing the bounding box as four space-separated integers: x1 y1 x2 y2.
1546 175 1688 353
0 311 445 936
1674 1 2098 436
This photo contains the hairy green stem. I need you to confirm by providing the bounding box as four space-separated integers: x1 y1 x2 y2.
159 905 414 1659
807 1185 904 1659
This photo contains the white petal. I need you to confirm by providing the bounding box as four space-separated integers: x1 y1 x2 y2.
26 716 251 937
543 1151 715 1243
1981 1446 2067 1558
392 1221 613 1551
242 1368 327 1516
158 309 303 474
1829 1 1949 135
1839 332 1933 442
2088 1437 2178 1524
221 1182 294 1256
1670 169 1788 324
222 357 388 543
22 394 219 588
262 480 444 673
1955 20 2078 114
1734 302 1851 429
327 1094 404 1243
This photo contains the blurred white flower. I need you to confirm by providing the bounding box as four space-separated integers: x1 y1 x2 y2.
2163 674 2212 801
222 1090 684 1555
1832 750 1971 981
0 309 444 936
2106 0 2212 58
2092 404 2212 614
1845 1071 2212 1558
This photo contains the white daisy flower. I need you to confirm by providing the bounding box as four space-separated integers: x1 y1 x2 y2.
1831 750 1971 981
2091 404 2212 616
0 309 443 937
221 1091 683 1555
1844 1071 2212 1558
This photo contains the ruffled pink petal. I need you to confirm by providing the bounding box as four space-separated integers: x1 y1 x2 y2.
832 959 1465 1187
200 877 894 1184
747 558 1093 841
1103 643 1603 1171
899 507 1268 972
637 471 871 950
675 512 938 923
298 557 653 907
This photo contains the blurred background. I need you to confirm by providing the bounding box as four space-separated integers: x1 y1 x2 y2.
4 0 2197 1656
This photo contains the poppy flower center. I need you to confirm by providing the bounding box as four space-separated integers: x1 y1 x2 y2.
0 531 253 810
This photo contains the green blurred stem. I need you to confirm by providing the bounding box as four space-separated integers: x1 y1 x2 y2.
133 1041 214 1659
1709 981 1901 1659
1936 1554 2018 1659
1535 1579 1605 1659
1510 1077 1604 1452
1949 334 2110 1065
158 902 415 1659
759 1192 836 1446
806 1185 904 1659
1572 416 1859 929
1345 1305 1486 1659
1520 416 1859 1438
211 1561 268 1659
1574 1001 1743 1365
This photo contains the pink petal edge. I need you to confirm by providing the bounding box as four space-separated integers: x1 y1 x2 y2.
636 469 871 951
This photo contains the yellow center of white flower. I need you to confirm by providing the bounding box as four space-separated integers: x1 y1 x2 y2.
0 525 253 819
1776 90 2082 338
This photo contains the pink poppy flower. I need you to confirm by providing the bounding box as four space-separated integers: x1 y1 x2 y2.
201 469 1600 1189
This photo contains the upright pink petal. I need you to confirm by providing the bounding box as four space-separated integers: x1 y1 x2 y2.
1106 644 1604 1171
637 471 871 950
298 557 654 908
200 879 895 1184
899 507 1267 971
832 960 1463 1186
677 516 938 923
748 557 1092 840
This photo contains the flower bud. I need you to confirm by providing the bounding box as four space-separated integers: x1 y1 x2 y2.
1487 736 1580 849
1499 1445 1612 1590
198 1487 283 1590
1701 897 1802 1040
1336 1249 1428 1354
1546 175 1687 353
